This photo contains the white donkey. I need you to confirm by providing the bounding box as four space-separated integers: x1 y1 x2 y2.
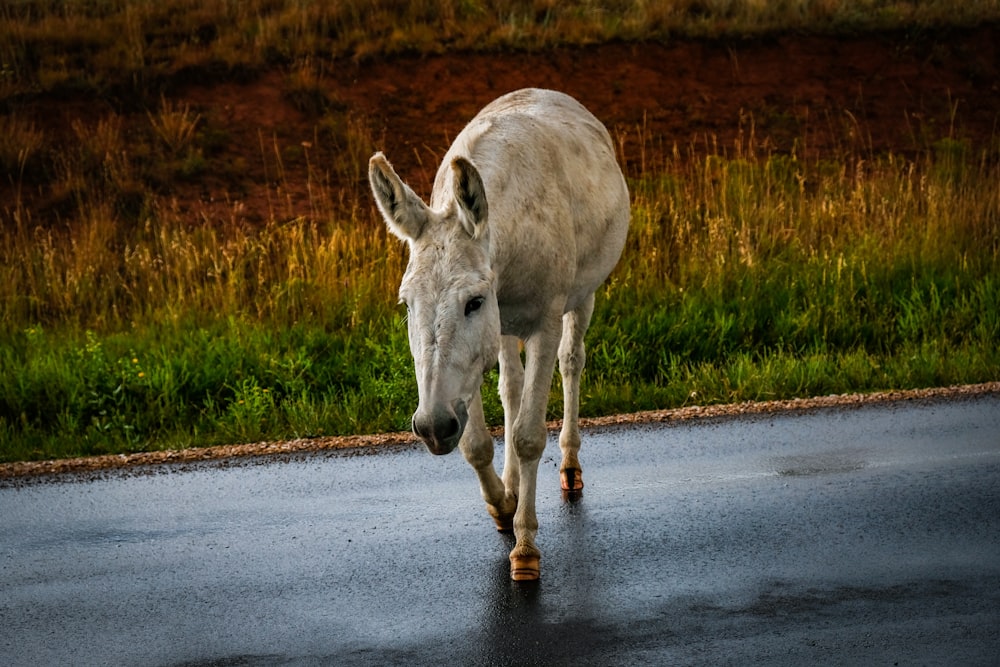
368 88 629 580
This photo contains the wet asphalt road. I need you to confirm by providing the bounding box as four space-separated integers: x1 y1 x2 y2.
2 394 999 666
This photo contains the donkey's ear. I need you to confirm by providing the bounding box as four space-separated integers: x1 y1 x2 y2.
369 152 431 241
451 156 488 238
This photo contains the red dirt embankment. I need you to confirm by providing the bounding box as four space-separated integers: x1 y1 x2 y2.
179 23 999 207
8 24 1000 224
342 25 998 166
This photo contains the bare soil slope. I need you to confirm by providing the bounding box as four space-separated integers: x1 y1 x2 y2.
10 24 999 224
325 25 1000 166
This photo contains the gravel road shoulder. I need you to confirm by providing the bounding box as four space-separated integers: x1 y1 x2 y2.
2 382 997 481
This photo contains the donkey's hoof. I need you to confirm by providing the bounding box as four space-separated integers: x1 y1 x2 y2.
510 554 541 581
560 468 584 492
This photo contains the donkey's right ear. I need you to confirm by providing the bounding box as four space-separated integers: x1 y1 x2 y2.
368 152 430 241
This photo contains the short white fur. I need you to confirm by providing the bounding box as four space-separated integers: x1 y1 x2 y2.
369 88 629 581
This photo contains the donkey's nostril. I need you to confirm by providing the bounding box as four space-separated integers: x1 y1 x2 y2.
412 413 431 440
441 415 460 439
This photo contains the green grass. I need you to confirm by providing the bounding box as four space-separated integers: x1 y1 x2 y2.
0 317 417 461
1 134 998 462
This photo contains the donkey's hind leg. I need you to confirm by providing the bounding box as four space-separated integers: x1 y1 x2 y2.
557 293 595 495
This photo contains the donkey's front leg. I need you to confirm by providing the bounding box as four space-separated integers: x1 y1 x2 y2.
507 320 561 581
497 335 524 523
459 392 516 531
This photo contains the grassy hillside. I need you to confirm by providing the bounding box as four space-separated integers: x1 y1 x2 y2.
1 2 998 462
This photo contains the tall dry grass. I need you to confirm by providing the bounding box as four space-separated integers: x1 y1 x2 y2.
0 103 392 333
622 142 1000 297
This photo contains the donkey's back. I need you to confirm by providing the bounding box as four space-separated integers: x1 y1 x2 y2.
432 88 629 334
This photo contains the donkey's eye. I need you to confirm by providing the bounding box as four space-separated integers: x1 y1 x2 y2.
464 296 485 317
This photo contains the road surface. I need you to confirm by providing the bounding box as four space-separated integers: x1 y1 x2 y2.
2 393 999 665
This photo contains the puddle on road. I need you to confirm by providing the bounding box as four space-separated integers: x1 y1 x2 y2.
770 449 869 477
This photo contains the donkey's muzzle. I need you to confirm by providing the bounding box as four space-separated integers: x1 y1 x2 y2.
412 400 468 455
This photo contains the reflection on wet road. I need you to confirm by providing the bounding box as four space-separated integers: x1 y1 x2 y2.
2 394 999 665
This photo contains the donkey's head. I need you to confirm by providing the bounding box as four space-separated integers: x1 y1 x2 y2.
369 152 500 455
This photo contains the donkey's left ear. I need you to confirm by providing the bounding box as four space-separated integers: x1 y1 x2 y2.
369 152 431 241
451 156 488 238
